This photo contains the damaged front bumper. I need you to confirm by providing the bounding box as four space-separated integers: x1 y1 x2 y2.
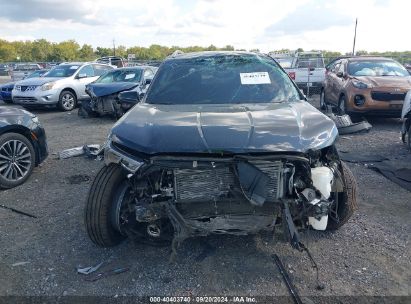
103 138 345 251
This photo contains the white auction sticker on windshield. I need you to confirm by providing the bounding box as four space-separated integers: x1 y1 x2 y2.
240 72 271 85
70 66 79 69
124 73 135 79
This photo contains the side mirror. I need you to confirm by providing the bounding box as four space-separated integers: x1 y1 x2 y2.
77 73 87 79
118 90 140 104
336 71 344 78
144 78 152 85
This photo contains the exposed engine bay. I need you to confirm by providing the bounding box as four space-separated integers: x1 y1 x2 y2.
105 142 349 253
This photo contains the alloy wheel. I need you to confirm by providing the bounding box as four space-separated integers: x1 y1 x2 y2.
0 139 32 182
61 93 75 110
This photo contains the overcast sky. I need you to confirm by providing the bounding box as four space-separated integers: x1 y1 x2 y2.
0 0 408 53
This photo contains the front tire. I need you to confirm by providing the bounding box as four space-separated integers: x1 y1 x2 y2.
0 132 35 189
327 162 358 230
58 90 77 111
84 164 128 247
2 99 13 104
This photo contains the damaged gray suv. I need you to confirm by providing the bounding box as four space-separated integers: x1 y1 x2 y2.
84 51 358 253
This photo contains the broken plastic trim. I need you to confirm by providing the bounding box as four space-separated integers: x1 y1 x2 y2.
104 140 143 173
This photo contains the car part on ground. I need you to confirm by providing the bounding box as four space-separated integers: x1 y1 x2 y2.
11 62 114 111
0 107 48 189
79 66 157 118
272 254 303 304
58 144 101 159
325 113 372 135
84 51 358 257
400 90 411 150
321 57 411 117
0 203 37 218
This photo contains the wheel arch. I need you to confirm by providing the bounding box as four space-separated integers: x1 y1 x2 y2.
60 87 77 100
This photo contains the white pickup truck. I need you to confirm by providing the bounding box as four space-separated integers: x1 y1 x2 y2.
269 51 326 95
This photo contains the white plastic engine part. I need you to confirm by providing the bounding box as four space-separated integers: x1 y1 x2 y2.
308 167 334 230
311 166 334 199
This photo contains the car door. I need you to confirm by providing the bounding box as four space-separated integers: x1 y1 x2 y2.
74 64 98 99
326 60 341 105
333 60 348 102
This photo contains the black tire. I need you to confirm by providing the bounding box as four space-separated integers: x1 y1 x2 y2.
337 95 347 115
327 162 358 230
2 99 13 104
319 89 327 110
0 132 35 189
84 164 128 247
58 90 77 111
407 124 411 151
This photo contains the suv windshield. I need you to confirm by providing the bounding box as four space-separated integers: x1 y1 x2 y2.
96 69 142 83
348 60 409 77
146 54 301 104
44 65 80 77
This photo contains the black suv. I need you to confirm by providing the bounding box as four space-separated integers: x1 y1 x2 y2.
84 52 357 254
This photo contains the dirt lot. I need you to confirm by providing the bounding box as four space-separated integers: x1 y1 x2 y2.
0 92 410 302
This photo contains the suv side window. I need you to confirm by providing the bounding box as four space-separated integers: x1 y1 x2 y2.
338 61 346 73
78 65 94 77
94 64 112 76
332 61 341 74
143 69 154 80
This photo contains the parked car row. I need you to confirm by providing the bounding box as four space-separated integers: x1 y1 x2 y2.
1 61 158 115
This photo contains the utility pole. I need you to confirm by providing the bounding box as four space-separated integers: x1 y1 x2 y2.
113 39 116 56
352 18 358 56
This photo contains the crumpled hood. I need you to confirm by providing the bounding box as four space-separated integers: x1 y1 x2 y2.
354 76 411 88
111 101 338 155
87 82 138 98
15 77 64 86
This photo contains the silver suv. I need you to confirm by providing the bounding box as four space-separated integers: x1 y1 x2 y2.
12 62 114 111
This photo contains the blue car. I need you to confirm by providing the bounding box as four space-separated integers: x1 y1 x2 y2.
1 69 48 104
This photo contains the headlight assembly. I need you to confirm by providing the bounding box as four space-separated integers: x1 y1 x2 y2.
41 82 55 91
352 80 369 89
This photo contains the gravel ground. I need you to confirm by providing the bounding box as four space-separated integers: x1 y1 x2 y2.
0 92 410 301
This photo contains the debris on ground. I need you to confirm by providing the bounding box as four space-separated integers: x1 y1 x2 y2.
12 261 30 267
84 267 130 282
0 204 37 218
58 144 102 160
326 113 372 135
272 254 303 304
77 262 104 275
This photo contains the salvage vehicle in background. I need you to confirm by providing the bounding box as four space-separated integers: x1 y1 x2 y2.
1 69 49 104
270 51 326 95
96 56 126 68
79 66 157 118
84 51 358 253
10 63 43 81
320 57 411 117
401 90 411 149
0 107 48 189
12 62 114 111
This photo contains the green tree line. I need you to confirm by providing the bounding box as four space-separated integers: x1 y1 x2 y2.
1 39 410 63
0 39 236 62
